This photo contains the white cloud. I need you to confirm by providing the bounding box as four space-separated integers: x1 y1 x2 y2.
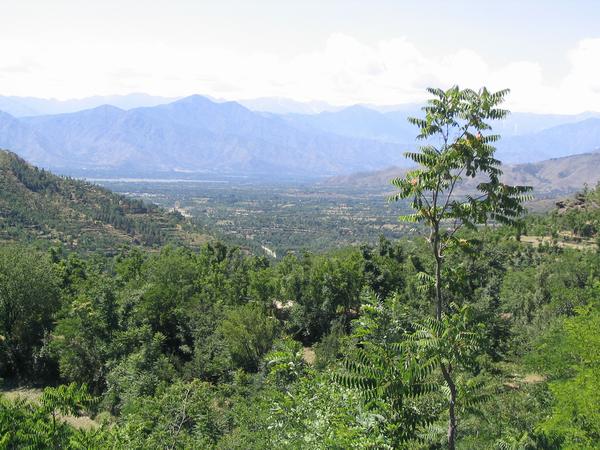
0 31 599 113
559 38 600 112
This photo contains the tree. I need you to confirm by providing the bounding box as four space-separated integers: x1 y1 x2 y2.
534 293 600 447
219 303 278 372
50 272 119 393
0 245 61 380
112 380 223 449
337 340 436 447
335 289 437 447
390 86 531 449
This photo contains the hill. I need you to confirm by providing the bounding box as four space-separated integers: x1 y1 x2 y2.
320 150 600 195
0 150 206 253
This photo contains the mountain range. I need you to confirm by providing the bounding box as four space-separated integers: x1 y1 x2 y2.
0 96 407 177
0 94 340 117
0 93 178 117
282 106 600 152
1 94 600 178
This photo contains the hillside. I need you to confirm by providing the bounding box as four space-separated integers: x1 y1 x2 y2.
321 150 600 195
0 150 206 253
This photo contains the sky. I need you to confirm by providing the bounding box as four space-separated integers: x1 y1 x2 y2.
2 0 600 113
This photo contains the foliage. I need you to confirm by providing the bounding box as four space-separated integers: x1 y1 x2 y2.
110 380 223 449
2 90 600 449
336 340 436 447
533 293 600 447
264 338 307 388
219 303 279 372
390 86 531 450
0 383 97 449
0 245 60 380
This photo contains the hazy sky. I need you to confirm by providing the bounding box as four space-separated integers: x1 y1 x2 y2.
2 0 600 113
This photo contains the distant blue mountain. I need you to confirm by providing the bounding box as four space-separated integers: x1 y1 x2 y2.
0 96 408 177
283 105 417 144
0 93 177 117
497 118 600 162
283 105 600 142
1 94 600 179
236 97 340 114
281 105 600 165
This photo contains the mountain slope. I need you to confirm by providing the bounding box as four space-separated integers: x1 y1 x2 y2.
0 150 206 253
497 118 600 162
283 107 600 163
236 97 339 114
320 150 600 195
0 111 52 164
284 105 416 144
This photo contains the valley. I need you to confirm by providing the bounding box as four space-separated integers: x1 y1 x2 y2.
95 148 600 257
96 179 414 256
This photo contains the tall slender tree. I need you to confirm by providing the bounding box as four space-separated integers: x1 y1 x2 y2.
391 86 531 449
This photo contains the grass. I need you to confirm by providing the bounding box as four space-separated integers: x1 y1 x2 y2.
1 386 99 430
521 234 596 250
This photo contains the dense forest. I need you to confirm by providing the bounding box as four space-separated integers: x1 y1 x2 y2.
1 88 599 449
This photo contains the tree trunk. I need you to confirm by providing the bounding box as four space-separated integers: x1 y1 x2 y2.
432 222 443 320
433 231 457 450
434 252 442 320
441 363 457 450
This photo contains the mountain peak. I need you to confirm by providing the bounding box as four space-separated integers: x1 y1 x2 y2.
340 104 379 114
87 104 125 114
169 95 250 115
0 109 17 120
174 94 215 105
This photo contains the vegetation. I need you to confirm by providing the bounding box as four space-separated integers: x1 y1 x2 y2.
390 86 531 448
97 179 416 257
1 88 600 449
0 150 207 253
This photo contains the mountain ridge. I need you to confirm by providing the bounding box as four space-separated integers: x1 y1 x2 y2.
1 96 410 177
2 94 600 179
319 150 600 195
